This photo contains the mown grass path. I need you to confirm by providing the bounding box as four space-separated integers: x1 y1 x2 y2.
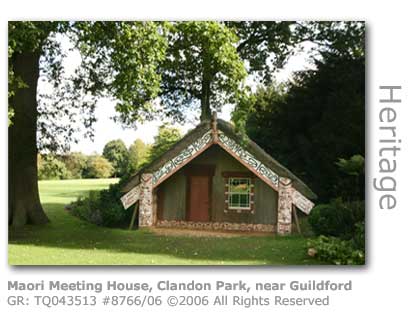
9 179 320 265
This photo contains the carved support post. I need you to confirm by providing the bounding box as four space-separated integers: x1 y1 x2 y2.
277 177 293 235
139 173 153 227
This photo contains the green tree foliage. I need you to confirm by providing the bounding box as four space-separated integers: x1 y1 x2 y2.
227 21 298 83
38 154 70 180
8 21 166 226
159 22 247 121
8 20 364 226
147 125 182 163
335 155 365 201
60 152 87 179
83 155 114 179
102 139 129 177
128 139 150 173
307 156 365 265
234 52 364 202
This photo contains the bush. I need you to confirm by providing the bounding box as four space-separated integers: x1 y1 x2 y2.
308 235 365 265
38 154 70 180
308 199 364 239
352 221 365 250
70 178 133 228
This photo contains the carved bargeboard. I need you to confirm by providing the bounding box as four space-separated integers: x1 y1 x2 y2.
218 132 279 188
151 130 212 186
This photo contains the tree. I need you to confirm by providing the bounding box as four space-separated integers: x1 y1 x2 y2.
233 53 364 202
9 21 363 226
102 139 129 177
8 22 166 226
128 139 150 173
232 22 364 201
157 21 365 123
147 125 182 163
60 152 87 179
83 155 114 179
158 22 247 122
335 155 365 201
37 154 70 180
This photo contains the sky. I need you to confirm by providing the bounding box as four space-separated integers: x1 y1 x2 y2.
40 35 315 155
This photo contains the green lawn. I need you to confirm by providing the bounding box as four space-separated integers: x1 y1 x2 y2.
8 179 320 265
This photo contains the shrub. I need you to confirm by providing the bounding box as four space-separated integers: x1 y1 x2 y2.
38 154 70 180
308 198 364 239
352 221 365 250
70 191 103 225
308 235 365 265
70 178 133 228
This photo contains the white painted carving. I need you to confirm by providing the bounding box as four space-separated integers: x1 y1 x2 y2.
292 189 314 215
218 132 279 187
139 173 153 226
152 130 212 185
120 185 140 209
277 181 293 235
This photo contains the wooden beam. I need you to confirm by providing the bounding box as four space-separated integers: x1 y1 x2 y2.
292 205 302 235
216 140 279 192
128 201 139 230
153 141 215 188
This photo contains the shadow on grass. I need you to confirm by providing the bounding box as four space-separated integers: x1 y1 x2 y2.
9 203 319 265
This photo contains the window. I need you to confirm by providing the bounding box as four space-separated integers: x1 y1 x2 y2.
223 172 255 214
227 177 251 209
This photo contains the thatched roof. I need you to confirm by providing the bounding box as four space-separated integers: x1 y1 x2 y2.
122 118 317 200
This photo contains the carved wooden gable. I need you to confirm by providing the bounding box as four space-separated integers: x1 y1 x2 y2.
152 130 213 186
121 123 314 215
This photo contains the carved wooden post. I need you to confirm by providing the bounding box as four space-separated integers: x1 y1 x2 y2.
139 173 153 227
277 177 293 235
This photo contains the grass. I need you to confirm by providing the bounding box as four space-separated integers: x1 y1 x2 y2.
8 179 320 265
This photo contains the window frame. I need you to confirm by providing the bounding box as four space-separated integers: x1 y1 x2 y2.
227 177 252 210
222 172 255 214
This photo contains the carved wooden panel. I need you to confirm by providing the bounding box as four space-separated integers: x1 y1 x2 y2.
152 130 212 185
292 189 314 214
218 132 279 188
120 185 140 209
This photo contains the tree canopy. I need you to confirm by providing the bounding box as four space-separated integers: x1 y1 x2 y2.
232 50 365 202
102 139 129 177
8 20 364 226
128 138 150 173
147 124 182 163
83 155 114 179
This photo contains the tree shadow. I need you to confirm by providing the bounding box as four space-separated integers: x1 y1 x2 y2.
9 203 319 265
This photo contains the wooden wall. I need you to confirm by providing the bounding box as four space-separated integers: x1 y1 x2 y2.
155 145 278 224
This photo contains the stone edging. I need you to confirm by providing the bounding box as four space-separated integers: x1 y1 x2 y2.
156 220 276 233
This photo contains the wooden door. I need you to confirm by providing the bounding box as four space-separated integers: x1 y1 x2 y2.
188 175 210 222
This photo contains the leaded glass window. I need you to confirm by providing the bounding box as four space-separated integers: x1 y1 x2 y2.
227 178 251 209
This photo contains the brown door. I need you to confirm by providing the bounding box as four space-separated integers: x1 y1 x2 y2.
188 176 210 222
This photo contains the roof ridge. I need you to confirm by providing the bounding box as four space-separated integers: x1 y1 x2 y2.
122 118 317 200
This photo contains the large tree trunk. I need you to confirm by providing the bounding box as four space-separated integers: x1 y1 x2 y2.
9 51 49 227
200 78 211 122
200 50 212 122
